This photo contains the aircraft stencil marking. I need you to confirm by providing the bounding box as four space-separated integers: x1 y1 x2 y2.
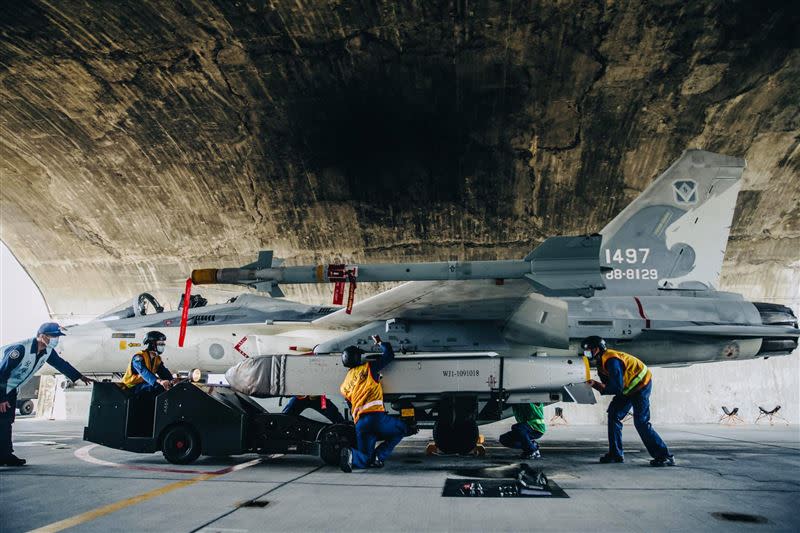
234 336 250 358
673 180 698 204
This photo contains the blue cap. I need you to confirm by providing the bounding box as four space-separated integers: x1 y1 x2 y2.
37 322 66 337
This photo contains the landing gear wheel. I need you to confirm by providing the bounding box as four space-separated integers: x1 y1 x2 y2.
161 424 201 464
18 400 34 416
433 420 479 455
319 424 356 466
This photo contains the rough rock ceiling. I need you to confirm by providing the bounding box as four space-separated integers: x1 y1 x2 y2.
1 0 798 318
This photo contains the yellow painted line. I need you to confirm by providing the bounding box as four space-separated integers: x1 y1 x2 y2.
28 473 216 533
28 457 263 533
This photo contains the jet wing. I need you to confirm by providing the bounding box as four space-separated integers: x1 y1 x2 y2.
312 279 534 329
312 278 570 349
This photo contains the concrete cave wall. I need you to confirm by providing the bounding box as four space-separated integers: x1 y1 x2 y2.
1 1 798 422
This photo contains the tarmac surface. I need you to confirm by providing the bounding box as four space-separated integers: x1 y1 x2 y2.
1 417 798 533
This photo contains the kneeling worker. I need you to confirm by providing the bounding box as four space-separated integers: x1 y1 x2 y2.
339 335 407 472
122 331 176 395
499 402 546 459
583 336 675 466
1 322 94 466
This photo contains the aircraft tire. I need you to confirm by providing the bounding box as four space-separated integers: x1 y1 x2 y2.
319 423 356 466
161 424 202 465
433 420 479 455
17 400 34 416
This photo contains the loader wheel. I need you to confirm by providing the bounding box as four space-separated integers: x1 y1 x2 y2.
162 424 201 465
18 400 34 416
319 424 356 466
433 420 479 455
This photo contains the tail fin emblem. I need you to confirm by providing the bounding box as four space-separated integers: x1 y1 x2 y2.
673 180 698 205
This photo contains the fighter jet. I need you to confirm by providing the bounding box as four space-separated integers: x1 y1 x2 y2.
188 150 798 452
52 150 797 454
192 150 798 368
55 287 344 375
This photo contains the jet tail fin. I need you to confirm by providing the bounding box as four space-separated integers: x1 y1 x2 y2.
600 150 745 294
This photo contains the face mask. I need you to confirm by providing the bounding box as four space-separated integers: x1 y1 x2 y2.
48 337 60 350
583 349 593 358
156 345 166 354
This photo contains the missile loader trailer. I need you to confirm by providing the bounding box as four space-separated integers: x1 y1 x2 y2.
83 352 591 462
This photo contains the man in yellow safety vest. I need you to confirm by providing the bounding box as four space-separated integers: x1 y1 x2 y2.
121 331 176 395
584 336 675 467
338 335 407 472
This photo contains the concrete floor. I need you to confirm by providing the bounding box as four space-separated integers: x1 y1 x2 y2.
1 418 798 533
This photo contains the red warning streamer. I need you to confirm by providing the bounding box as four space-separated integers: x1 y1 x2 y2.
178 278 192 347
345 273 357 314
332 281 345 305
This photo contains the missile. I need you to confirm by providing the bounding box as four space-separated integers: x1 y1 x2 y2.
224 352 591 401
191 234 606 298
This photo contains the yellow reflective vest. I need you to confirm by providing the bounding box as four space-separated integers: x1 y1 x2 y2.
121 350 165 388
599 348 652 395
340 362 384 423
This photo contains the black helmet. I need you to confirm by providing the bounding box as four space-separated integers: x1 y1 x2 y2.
580 335 606 356
341 345 364 368
143 330 167 350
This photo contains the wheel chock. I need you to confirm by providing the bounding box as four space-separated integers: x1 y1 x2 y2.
426 442 438 455
425 439 487 457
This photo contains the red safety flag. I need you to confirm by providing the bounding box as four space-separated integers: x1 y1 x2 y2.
346 277 357 314
320 395 327 410
333 281 345 305
178 278 192 347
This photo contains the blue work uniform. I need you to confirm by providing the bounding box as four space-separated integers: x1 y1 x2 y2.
600 357 670 460
125 352 173 395
282 396 344 424
346 342 407 469
499 403 546 453
0 339 82 458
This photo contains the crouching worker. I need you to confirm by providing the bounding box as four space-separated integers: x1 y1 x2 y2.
283 395 344 424
339 335 406 472
499 403 546 459
121 331 176 395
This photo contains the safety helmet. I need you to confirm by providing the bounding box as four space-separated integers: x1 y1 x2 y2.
143 330 167 350
580 336 606 358
341 345 364 368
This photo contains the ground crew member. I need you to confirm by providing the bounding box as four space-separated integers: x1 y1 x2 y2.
282 395 344 424
499 403 546 459
0 322 94 467
339 335 407 472
121 331 176 395
583 336 675 466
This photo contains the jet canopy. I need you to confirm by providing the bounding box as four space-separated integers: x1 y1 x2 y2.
96 292 166 321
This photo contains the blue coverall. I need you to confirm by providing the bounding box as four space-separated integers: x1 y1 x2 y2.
0 340 82 458
350 342 407 469
601 358 670 460
499 404 545 454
